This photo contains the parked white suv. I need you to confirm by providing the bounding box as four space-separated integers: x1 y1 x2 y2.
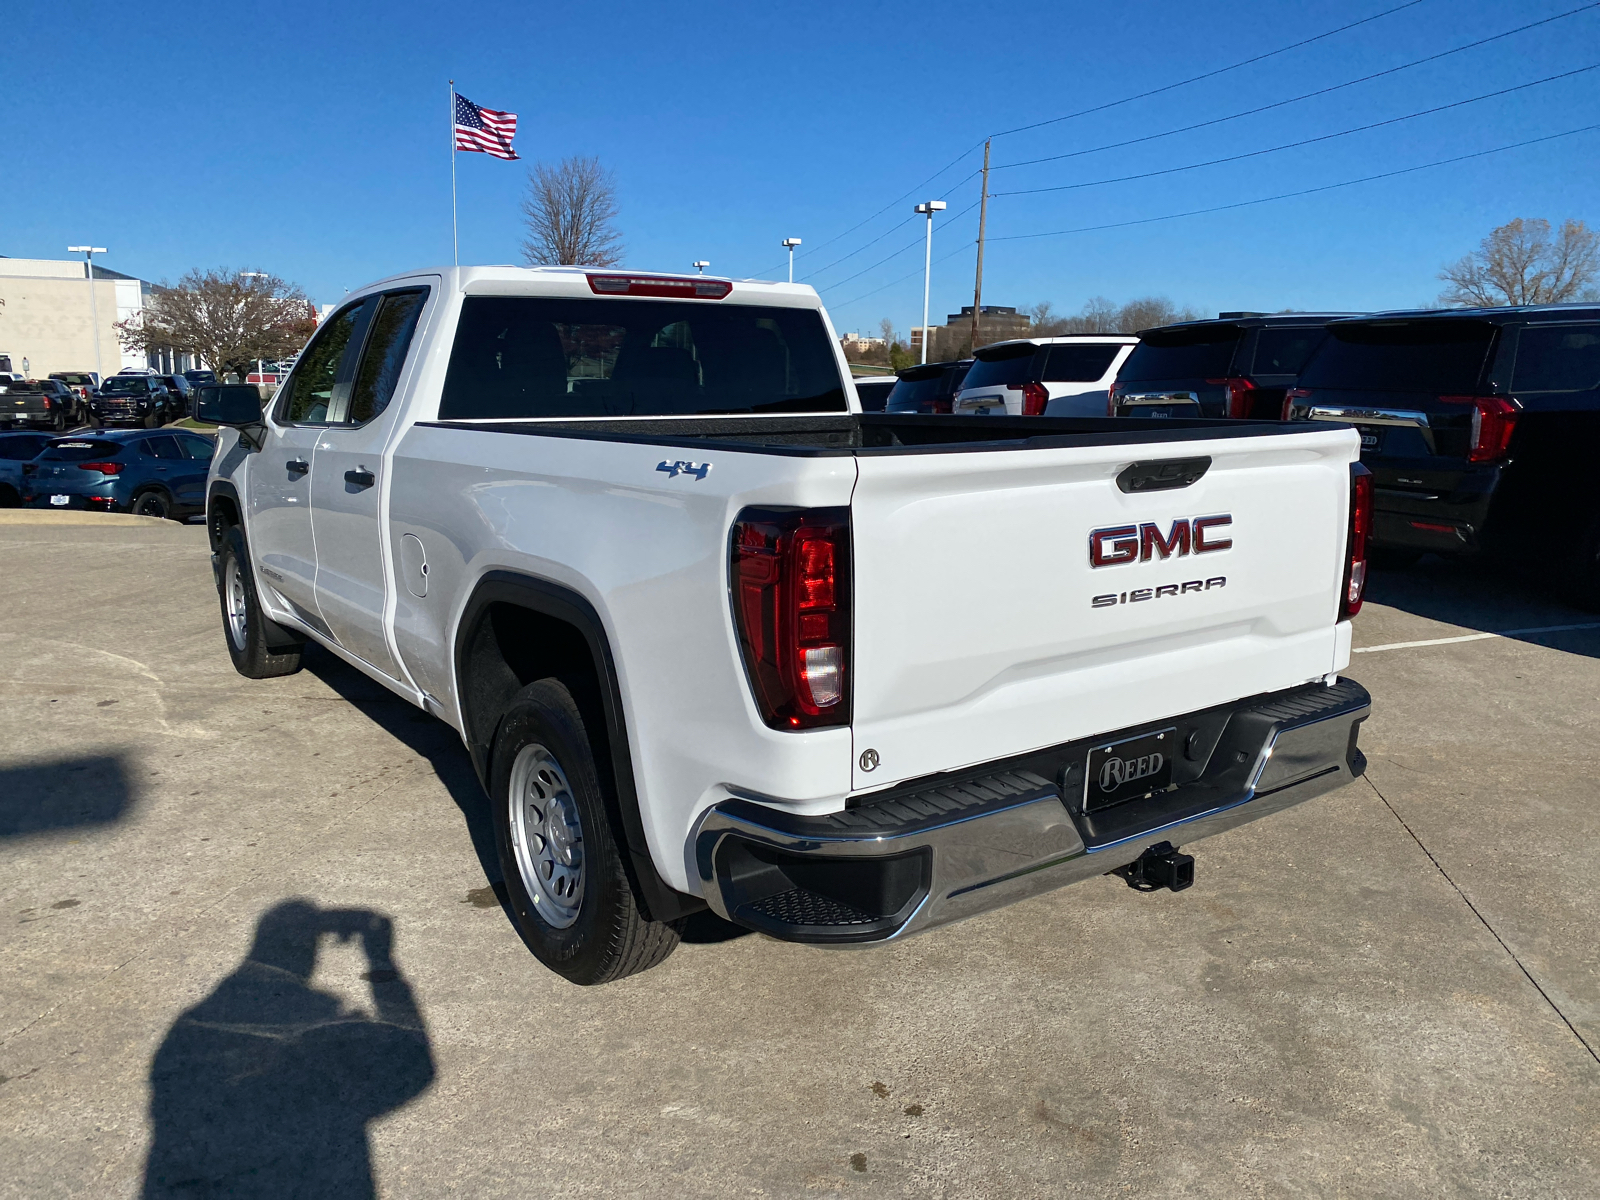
953 336 1137 417
199 266 1371 985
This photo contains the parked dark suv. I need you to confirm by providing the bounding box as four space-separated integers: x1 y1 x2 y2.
1288 305 1600 600
885 358 973 414
92 375 182 427
1111 312 1357 419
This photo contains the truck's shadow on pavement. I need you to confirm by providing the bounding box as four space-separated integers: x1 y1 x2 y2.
299 646 754 947
0 754 133 838
300 645 502 887
142 899 435 1199
1365 557 1600 660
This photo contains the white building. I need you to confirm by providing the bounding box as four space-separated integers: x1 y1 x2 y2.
0 256 159 379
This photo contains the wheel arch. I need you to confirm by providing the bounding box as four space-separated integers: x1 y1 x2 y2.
453 570 703 922
207 480 243 552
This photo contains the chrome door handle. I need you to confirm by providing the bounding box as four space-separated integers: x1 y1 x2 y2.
344 468 375 489
286 458 309 476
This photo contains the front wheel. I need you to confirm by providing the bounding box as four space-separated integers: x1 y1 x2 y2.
217 525 304 678
1559 515 1600 612
490 678 680 984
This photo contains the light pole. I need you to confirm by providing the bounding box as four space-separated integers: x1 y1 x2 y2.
782 238 802 283
67 246 108 383
913 202 945 364
240 272 270 383
693 261 710 275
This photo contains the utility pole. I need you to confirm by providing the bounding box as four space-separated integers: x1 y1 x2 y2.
969 139 991 356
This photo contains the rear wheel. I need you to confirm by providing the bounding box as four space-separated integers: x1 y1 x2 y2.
217 525 304 678
132 490 173 520
0 484 18 508
490 678 680 984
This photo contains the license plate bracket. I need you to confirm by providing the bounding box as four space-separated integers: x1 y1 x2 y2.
1085 727 1176 812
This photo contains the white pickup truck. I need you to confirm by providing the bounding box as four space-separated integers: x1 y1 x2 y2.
199 266 1373 985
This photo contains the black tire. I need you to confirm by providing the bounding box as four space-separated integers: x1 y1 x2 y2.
51 409 67 432
217 525 304 678
490 678 680 985
0 484 18 509
132 490 173 520
1368 546 1422 570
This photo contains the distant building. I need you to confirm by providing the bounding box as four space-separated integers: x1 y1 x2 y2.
0 257 157 378
911 305 1032 361
839 332 887 356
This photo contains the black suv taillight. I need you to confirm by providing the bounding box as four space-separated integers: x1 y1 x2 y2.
1341 462 1373 619
730 507 851 729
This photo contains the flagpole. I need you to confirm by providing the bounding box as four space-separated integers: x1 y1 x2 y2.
449 79 459 267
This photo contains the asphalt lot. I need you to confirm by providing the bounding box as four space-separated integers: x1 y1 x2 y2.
2 514 1597 1198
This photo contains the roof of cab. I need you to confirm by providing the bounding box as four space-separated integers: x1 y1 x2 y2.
344 265 825 309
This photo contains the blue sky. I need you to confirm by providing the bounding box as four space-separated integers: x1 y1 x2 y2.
5 0 1597 333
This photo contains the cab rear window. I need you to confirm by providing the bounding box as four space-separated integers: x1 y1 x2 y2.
1299 321 1496 393
439 296 845 419
1118 327 1241 381
42 439 121 461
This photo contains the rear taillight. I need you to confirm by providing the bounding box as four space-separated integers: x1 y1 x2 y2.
1020 381 1049 416
78 461 122 474
1284 387 1311 421
1207 376 1258 418
1440 395 1518 463
1107 382 1123 416
930 398 952 414
730 507 851 729
1341 463 1373 619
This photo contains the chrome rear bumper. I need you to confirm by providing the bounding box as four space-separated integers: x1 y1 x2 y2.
693 677 1370 945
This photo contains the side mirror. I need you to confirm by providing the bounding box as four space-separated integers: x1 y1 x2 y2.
196 385 265 427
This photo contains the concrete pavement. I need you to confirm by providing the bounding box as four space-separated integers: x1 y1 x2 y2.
2 518 1596 1197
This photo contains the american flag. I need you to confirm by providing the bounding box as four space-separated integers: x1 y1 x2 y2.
454 93 518 160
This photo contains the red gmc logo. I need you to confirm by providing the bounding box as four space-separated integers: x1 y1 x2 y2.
1089 515 1233 567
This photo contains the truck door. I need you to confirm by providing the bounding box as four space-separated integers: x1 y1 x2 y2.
246 302 366 631
309 287 431 681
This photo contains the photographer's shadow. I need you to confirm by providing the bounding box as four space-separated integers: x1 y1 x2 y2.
142 900 435 1199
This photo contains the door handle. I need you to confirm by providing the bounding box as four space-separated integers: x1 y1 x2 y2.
286 458 309 476
345 468 376 489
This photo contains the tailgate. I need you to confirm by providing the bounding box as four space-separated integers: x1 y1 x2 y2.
848 426 1359 791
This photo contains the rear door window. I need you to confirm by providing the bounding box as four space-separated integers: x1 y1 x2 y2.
1511 324 1600 392
140 435 183 460
348 289 429 423
439 296 845 419
1299 321 1497 393
1042 344 1121 382
275 303 365 424
1252 327 1326 375
1118 327 1241 382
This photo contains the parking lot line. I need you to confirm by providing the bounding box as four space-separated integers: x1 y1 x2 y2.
1353 620 1600 654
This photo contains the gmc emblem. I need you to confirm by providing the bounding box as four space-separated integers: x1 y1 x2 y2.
1089 515 1232 568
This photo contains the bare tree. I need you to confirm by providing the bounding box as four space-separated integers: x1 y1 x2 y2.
520 156 624 267
1027 295 1201 336
116 269 316 379
1439 218 1600 307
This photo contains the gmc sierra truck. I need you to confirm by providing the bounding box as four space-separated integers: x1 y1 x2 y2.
200 266 1374 985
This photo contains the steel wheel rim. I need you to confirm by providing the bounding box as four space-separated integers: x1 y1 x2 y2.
224 555 249 651
508 743 584 929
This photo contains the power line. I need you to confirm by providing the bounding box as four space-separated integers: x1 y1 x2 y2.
993 3 1600 173
988 0 1432 139
832 241 976 313
987 124 1600 244
815 197 983 292
992 63 1600 198
742 0 1439 278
